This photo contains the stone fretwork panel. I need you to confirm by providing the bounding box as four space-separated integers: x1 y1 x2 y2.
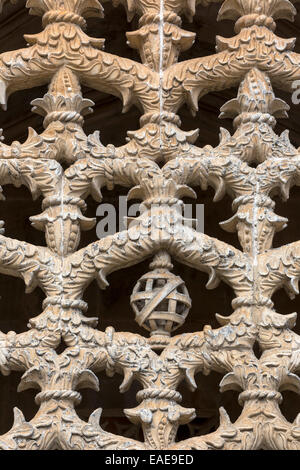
0 0 300 450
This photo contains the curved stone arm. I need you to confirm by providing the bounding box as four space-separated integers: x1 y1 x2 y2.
0 401 145 450
168 227 252 297
0 42 159 113
163 155 255 199
79 50 159 114
162 153 300 209
0 46 58 110
170 406 260 450
255 156 300 197
0 214 249 301
257 240 300 299
0 158 63 198
103 330 170 391
0 205 251 318
0 328 63 375
0 234 57 294
71 210 251 298
164 48 251 114
65 156 162 201
161 124 299 194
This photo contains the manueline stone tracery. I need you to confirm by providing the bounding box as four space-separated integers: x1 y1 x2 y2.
0 0 300 450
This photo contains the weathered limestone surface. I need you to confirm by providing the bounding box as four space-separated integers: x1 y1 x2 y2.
0 0 300 450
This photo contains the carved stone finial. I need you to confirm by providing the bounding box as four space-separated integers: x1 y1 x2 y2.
26 0 104 27
218 0 297 32
31 67 94 129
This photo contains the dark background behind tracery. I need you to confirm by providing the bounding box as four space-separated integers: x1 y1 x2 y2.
0 1 299 441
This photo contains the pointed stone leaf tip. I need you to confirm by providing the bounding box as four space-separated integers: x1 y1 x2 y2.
280 372 300 394
124 405 153 425
283 274 299 299
96 268 109 290
259 308 298 330
76 369 100 392
183 0 197 22
131 176 195 203
220 68 289 125
88 408 103 429
185 367 197 391
206 266 220 290
219 407 232 427
12 407 26 427
26 0 104 18
218 0 297 22
0 79 7 111
18 366 42 393
219 372 242 393
119 368 134 393
167 404 196 424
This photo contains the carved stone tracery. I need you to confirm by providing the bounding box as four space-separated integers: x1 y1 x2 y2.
0 0 299 450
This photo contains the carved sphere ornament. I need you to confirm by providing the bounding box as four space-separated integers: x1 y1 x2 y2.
0 0 300 451
131 252 191 336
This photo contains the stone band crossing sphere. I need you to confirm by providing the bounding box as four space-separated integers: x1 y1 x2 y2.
131 267 191 336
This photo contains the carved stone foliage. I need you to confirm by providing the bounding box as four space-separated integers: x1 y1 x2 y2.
0 0 299 450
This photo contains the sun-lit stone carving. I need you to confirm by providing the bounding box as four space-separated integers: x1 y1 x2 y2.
0 0 299 451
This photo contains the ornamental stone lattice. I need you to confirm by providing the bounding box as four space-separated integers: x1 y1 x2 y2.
1 0 300 451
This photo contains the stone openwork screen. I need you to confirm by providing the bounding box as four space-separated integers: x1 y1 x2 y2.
0 0 300 451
